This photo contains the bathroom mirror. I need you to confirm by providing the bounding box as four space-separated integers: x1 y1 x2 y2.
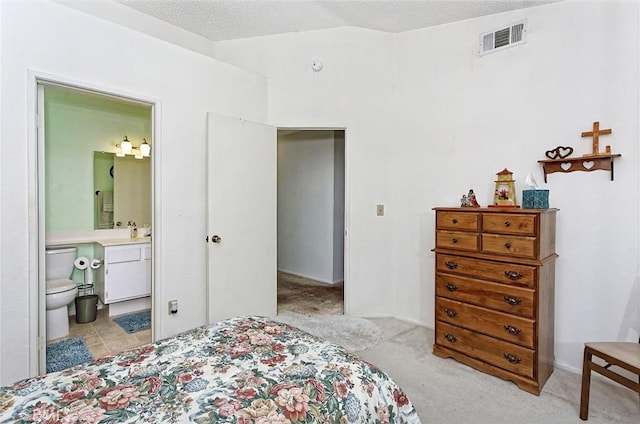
93 152 151 230
44 84 152 232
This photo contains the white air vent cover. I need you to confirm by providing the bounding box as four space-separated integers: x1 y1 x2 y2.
480 20 527 56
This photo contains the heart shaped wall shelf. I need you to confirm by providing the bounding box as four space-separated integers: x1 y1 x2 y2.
538 122 621 182
538 153 621 182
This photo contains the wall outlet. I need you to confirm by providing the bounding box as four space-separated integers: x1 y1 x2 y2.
376 204 384 216
169 299 178 314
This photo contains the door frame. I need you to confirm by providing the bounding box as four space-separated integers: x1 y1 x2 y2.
26 70 162 375
276 126 350 314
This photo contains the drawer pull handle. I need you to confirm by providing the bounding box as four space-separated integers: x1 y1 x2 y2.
503 353 521 364
444 283 458 292
504 221 511 227
503 295 522 306
444 308 458 318
504 242 512 249
451 238 458 243
452 219 458 224
445 261 458 270
444 333 458 343
504 271 523 280
504 325 521 335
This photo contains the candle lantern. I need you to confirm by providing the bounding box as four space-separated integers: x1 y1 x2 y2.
489 168 519 208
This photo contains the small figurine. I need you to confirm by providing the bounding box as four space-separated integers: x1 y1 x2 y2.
467 189 480 207
460 194 469 207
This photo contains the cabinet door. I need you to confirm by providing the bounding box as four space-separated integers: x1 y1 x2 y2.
104 259 151 303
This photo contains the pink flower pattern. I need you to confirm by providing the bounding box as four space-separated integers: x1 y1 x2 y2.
0 317 420 423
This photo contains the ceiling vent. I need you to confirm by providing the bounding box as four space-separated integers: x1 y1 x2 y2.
479 20 527 56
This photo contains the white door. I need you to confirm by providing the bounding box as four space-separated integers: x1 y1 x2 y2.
207 113 277 322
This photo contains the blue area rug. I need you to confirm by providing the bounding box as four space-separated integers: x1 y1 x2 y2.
46 337 93 373
114 310 151 333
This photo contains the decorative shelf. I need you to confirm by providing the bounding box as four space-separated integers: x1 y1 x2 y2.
537 154 621 182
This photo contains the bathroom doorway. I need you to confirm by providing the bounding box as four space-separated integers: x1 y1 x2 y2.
276 129 346 315
35 78 157 374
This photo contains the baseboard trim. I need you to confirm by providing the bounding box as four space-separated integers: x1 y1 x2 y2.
278 269 343 285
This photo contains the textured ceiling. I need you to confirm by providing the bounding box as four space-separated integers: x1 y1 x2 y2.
117 0 562 42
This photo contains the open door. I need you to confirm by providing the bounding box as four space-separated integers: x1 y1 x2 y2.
206 113 277 322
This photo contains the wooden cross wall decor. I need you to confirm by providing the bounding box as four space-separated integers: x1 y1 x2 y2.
581 121 611 156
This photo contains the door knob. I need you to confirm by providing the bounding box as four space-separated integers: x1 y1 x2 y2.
211 235 222 244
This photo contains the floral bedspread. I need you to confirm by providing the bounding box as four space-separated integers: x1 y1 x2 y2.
1 316 421 423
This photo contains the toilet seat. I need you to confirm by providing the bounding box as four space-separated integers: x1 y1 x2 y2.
46 279 77 295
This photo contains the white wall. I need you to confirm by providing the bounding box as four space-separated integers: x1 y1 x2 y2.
215 27 397 318
214 0 639 373
0 0 267 385
278 131 340 283
333 131 345 283
393 0 639 373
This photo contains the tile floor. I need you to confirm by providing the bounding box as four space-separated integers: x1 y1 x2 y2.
47 273 343 363
48 307 151 359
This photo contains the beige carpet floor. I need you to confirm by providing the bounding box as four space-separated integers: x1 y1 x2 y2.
358 318 640 424
276 273 638 423
277 271 343 315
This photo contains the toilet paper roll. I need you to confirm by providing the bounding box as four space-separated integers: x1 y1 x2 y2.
74 256 89 270
90 259 102 269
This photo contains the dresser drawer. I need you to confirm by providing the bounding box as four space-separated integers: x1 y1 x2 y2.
435 273 535 318
436 298 535 348
482 234 537 259
482 213 536 236
436 321 534 378
436 211 479 231
436 254 536 288
436 230 479 251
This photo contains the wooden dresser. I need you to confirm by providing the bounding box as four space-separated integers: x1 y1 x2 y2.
432 207 558 395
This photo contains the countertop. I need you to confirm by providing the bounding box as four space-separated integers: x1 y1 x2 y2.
46 230 151 247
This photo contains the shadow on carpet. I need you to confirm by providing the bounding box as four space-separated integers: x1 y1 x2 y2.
273 312 383 352
114 310 151 333
46 337 93 373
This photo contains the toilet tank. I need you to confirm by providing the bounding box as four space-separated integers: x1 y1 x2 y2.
45 247 77 280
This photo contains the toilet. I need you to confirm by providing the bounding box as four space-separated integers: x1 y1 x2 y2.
45 247 79 340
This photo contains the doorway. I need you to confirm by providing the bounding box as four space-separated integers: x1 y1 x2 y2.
276 129 346 315
34 79 157 373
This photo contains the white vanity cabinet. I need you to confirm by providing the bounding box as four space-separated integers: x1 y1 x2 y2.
95 242 151 304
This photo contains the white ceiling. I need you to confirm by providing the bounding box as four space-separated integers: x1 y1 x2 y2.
116 0 563 42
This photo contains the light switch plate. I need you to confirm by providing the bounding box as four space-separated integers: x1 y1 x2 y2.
376 204 384 216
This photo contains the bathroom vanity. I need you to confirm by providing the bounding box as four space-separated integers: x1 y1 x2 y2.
94 239 151 316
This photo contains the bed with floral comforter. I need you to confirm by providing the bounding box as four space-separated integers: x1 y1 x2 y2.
0 316 421 423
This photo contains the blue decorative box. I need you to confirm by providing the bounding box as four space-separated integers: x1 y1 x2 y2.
522 189 549 209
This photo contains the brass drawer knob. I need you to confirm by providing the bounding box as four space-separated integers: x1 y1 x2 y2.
444 308 458 318
451 238 458 243
504 242 511 249
504 270 523 280
503 353 521 364
444 333 458 343
503 295 522 306
504 324 521 335
504 221 511 227
452 219 458 224
444 283 458 292
445 261 458 270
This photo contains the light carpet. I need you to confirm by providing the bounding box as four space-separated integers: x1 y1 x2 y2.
359 318 640 424
273 312 383 352
46 337 93 373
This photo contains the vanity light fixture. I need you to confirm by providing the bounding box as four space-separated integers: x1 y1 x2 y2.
139 138 151 157
115 135 151 159
120 135 132 155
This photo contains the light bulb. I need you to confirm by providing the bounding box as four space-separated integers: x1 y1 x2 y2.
121 136 132 155
140 139 151 156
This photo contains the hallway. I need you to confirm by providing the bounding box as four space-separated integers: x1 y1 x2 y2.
277 272 343 315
